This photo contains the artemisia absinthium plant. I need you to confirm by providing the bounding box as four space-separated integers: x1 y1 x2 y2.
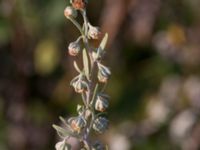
53 0 111 150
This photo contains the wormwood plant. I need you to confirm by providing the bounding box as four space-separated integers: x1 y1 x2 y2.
53 0 111 149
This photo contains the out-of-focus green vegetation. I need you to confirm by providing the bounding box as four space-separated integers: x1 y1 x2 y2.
1 0 200 149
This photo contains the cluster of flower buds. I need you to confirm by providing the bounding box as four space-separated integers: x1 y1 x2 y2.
54 1 111 149
93 117 109 134
97 63 111 83
95 94 109 112
68 116 87 133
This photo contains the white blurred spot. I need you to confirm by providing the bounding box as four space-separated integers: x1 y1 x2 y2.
147 98 170 125
169 110 197 143
109 134 130 150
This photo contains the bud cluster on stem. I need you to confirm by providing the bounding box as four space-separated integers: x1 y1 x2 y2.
53 1 111 150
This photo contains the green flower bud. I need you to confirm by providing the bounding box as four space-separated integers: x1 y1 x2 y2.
97 63 111 83
55 140 71 150
95 94 109 112
93 117 109 134
68 41 81 56
88 24 101 40
68 116 87 133
64 6 77 18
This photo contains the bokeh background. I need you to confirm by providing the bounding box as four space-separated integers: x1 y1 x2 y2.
1 0 200 149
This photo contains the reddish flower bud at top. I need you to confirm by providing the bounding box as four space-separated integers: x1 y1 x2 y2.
71 0 87 10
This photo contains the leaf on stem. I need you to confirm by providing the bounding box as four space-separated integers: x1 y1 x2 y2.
82 48 90 80
97 33 108 57
77 104 85 115
73 61 82 73
70 75 80 86
90 83 99 106
52 124 71 138
59 116 71 129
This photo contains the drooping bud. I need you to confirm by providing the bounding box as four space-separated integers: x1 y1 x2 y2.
68 41 81 56
95 94 109 112
92 141 106 150
97 63 111 83
71 78 88 93
88 24 101 40
71 0 87 10
93 117 109 134
64 6 77 18
55 140 71 150
68 116 87 133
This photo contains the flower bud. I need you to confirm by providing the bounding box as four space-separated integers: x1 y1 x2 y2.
71 0 87 10
72 79 88 93
68 116 87 133
97 63 111 83
88 24 101 40
55 140 71 150
64 6 77 18
68 41 81 56
93 117 109 134
95 94 109 112
92 141 105 150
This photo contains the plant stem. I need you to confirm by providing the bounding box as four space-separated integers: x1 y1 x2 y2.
68 17 84 36
70 8 104 149
83 139 91 150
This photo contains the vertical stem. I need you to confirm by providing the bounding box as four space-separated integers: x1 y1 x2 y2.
69 7 103 149
68 17 84 36
80 10 98 149
83 140 91 150
81 10 94 67
82 10 88 37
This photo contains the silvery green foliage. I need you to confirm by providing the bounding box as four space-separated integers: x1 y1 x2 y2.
53 1 110 149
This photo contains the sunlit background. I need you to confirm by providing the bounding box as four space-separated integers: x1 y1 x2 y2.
1 0 200 149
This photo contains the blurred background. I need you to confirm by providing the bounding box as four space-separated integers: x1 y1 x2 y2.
1 0 200 149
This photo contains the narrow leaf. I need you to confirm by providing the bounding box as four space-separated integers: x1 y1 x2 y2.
82 48 90 79
99 33 108 51
59 116 71 128
70 75 79 86
97 33 108 56
52 124 71 137
76 104 84 115
73 61 81 73
90 83 99 106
